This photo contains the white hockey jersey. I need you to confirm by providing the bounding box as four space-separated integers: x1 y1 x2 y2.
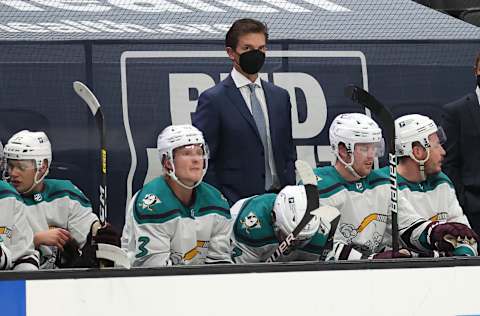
22 179 98 269
126 177 232 267
393 169 470 253
230 194 332 263
313 166 392 259
0 181 38 270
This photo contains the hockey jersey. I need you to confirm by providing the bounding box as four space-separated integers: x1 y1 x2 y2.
0 181 38 270
129 177 232 267
314 166 391 259
388 168 471 253
230 194 331 263
22 179 98 269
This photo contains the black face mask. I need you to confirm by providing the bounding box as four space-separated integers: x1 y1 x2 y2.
477 75 480 89
238 49 265 75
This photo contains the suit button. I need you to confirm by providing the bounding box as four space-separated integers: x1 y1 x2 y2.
262 174 265 179
261 152 264 157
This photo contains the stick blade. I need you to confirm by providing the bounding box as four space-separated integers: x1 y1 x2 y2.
73 81 100 116
295 160 316 186
344 85 383 115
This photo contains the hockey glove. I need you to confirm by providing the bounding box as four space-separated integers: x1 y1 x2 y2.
428 222 479 256
93 223 121 247
370 249 412 259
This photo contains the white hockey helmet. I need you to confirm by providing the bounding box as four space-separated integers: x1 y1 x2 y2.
273 185 320 241
394 114 445 157
330 113 383 154
4 130 52 169
4 130 52 194
394 114 446 180
157 124 209 189
329 113 384 178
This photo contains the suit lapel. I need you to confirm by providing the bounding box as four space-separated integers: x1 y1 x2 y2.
222 75 261 139
467 93 480 135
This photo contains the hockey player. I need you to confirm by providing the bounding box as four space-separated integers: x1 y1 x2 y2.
122 124 232 267
230 183 338 263
393 114 479 256
0 141 39 270
3 130 120 269
316 113 411 260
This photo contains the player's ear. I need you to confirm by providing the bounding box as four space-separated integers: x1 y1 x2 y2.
37 159 49 177
338 143 351 162
412 143 427 160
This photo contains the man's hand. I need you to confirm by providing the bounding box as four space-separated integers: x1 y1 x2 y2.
93 223 120 247
34 228 71 251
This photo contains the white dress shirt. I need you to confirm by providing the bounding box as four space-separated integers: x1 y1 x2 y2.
230 67 280 189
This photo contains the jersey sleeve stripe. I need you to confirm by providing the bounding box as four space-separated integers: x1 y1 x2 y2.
13 256 39 269
197 206 231 218
49 190 91 206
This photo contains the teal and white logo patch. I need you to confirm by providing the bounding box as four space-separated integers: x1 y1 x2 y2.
33 193 43 202
240 212 261 232
141 193 161 210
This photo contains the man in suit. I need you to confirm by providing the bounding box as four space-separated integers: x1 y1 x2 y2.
193 18 296 204
442 52 480 234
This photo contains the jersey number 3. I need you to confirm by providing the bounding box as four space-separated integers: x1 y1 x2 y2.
136 236 150 258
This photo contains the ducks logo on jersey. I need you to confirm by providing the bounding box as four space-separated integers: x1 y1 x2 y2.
240 212 261 233
141 193 161 210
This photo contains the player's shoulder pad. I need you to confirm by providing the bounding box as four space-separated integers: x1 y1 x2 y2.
429 171 454 189
233 194 277 247
133 177 184 224
193 182 230 219
0 181 22 201
366 168 390 189
313 166 346 198
44 179 91 207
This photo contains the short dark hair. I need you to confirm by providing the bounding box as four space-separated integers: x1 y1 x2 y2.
475 52 480 71
225 18 268 49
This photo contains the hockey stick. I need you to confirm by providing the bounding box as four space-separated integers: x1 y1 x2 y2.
344 85 399 252
73 81 107 226
266 160 322 263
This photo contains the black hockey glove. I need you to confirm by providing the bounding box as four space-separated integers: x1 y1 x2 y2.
93 223 121 247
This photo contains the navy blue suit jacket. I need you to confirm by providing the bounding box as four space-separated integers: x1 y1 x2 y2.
193 75 296 204
442 92 480 229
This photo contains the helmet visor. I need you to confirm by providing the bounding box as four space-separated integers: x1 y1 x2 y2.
354 139 385 158
6 159 36 172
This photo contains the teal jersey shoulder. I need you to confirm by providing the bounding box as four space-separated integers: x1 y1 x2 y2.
233 194 277 247
23 179 91 207
313 166 389 196
193 182 231 219
0 180 22 201
397 171 453 192
134 177 230 225
313 166 345 198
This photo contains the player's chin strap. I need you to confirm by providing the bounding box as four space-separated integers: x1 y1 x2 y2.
337 152 364 180
22 168 49 195
409 148 430 181
166 157 209 190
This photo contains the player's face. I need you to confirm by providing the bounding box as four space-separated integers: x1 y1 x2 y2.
352 143 379 177
173 144 205 186
6 159 36 193
424 133 446 175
